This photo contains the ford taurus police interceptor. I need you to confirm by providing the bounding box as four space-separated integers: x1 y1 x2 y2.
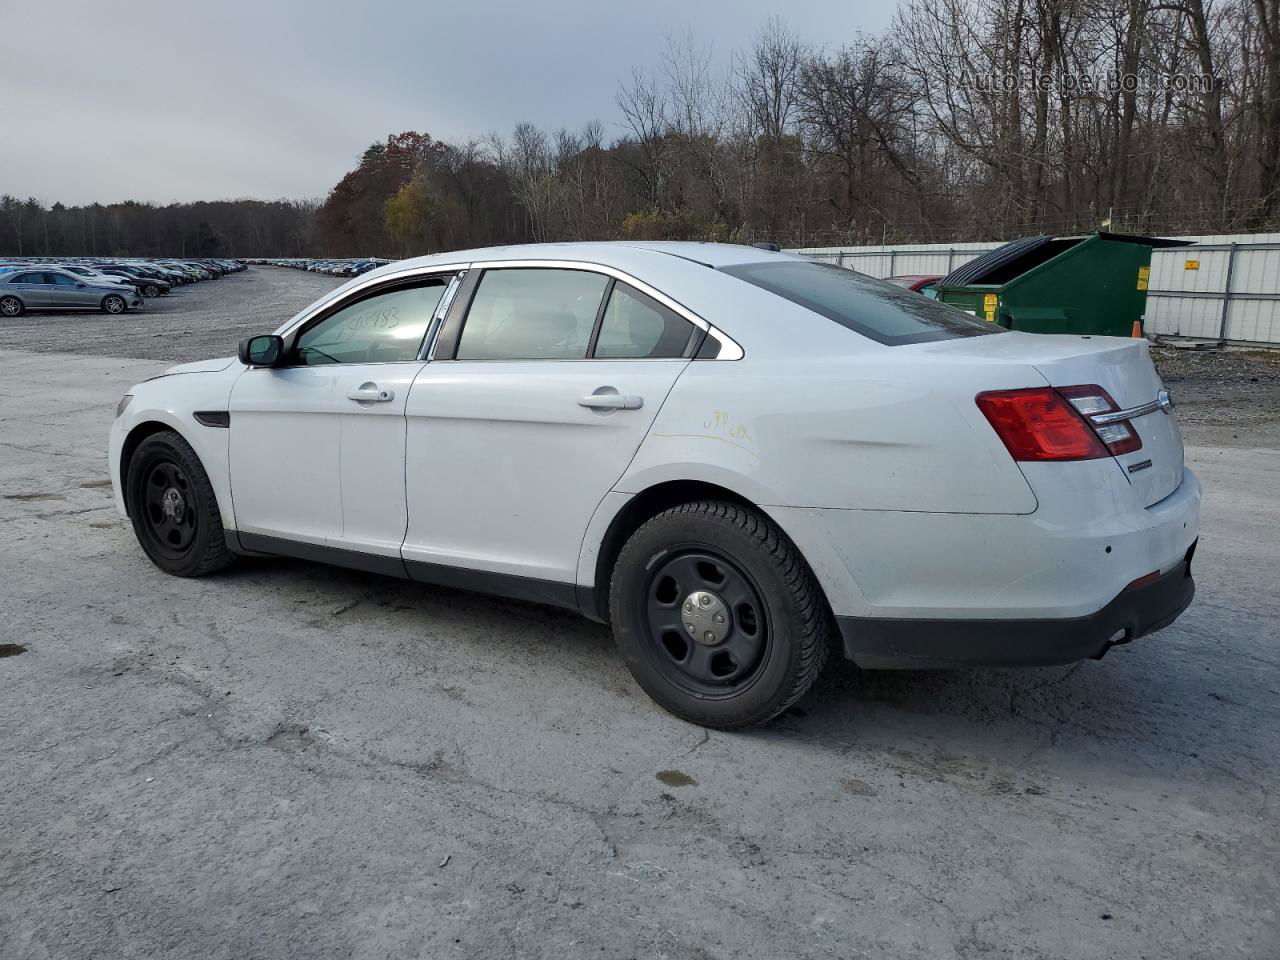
109 243 1199 728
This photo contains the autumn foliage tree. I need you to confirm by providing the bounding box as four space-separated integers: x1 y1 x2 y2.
312 132 441 255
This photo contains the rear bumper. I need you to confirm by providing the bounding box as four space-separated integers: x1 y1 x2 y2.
838 542 1196 668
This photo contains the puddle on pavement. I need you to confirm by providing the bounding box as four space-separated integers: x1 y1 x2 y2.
656 769 697 787
0 644 29 658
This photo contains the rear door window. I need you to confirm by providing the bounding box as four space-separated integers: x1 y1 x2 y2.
720 260 1000 345
592 282 695 359
456 268 609 360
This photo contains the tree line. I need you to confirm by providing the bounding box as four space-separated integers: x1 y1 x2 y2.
5 0 1277 258
0 196 316 259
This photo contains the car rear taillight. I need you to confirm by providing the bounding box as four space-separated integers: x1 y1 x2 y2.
975 388 1108 461
977 384 1143 462
1055 384 1143 456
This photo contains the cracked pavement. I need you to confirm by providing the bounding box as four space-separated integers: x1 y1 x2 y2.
1 268 1278 959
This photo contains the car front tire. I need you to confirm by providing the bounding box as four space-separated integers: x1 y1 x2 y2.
0 295 23 317
126 430 234 577
102 294 127 314
143 284 160 298
610 500 832 729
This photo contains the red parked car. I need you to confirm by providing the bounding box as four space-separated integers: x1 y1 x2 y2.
885 274 943 298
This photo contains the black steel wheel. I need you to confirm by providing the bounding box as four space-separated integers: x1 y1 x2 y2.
126 430 234 577
611 500 832 729
644 549 769 695
140 460 198 556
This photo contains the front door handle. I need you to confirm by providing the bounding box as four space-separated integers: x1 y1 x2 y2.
578 392 643 411
347 384 394 404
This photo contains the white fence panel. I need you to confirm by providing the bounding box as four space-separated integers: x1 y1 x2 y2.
1227 297 1280 344
1149 248 1231 295
1233 247 1280 295
1144 296 1224 339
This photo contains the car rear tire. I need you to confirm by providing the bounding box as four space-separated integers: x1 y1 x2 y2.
0 295 23 317
126 430 235 577
102 294 127 314
609 500 832 729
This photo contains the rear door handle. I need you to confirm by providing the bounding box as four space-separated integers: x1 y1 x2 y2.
578 393 643 410
347 385 394 404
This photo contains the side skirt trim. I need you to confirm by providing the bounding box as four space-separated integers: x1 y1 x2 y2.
232 532 581 613
404 559 580 612
237 532 408 579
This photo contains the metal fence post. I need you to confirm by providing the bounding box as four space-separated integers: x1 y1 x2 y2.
888 249 896 279
947 248 955 273
1218 242 1238 344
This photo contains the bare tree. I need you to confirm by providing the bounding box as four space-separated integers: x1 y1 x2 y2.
616 68 671 209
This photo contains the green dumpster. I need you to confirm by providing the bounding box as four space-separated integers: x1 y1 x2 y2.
936 232 1191 336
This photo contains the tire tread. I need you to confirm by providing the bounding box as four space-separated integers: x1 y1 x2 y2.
128 430 234 577
610 499 832 728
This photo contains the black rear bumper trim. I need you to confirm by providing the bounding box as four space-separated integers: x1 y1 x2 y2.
838 542 1196 669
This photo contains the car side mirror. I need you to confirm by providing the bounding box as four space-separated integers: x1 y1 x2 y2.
238 334 284 367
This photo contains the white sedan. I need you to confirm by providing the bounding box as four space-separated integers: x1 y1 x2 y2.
108 242 1199 728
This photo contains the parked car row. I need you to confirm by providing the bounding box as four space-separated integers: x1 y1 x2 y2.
0 257 244 316
247 257 391 277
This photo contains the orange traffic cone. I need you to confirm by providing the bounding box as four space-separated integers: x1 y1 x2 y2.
1131 319 1143 338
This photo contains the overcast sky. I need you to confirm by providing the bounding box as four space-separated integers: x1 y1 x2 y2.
1 0 895 206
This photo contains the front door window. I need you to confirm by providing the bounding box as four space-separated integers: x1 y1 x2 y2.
294 282 446 366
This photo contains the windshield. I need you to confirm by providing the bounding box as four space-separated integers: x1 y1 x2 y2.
720 260 1001 346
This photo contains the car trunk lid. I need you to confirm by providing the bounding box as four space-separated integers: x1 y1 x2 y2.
920 332 1184 506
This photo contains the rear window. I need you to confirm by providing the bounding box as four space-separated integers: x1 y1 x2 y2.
720 260 1001 345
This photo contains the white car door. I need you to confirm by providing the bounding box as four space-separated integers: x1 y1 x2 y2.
402 266 700 593
228 276 452 567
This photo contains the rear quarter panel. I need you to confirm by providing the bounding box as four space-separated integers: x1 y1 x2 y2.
617 351 1043 514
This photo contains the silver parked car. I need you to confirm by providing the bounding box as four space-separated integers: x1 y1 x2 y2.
0 267 143 316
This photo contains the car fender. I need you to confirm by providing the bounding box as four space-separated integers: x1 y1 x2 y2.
111 369 242 529
577 465 874 621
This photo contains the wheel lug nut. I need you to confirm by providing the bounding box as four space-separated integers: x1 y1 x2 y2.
703 631 715 643
714 614 725 624
686 625 695 635
700 596 711 606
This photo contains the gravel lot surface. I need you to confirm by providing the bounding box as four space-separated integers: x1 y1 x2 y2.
0 266 343 361
1 267 1277 959
1153 345 1280 448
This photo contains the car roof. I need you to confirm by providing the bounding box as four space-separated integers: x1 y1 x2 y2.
378 241 802 276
